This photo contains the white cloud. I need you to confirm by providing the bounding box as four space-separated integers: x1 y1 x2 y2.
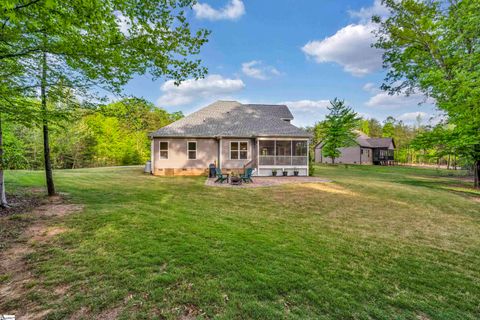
365 91 432 110
348 0 389 23
279 99 331 127
362 82 378 94
115 12 131 35
397 111 427 122
241 61 281 80
302 23 383 76
193 0 245 21
157 74 245 107
280 99 330 111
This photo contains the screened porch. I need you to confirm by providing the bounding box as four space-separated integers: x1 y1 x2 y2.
257 139 308 167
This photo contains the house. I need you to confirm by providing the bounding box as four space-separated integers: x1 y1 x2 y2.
314 131 395 165
149 101 312 176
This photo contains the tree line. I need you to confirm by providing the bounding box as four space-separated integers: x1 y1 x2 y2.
3 98 182 170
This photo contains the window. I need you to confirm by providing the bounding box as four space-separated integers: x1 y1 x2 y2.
159 141 168 160
187 141 197 160
230 141 248 160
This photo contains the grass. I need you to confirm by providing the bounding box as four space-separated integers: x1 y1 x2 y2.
2 165 480 319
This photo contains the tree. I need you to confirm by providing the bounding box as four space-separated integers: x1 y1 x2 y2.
1 0 209 195
373 0 480 188
321 98 360 164
382 116 396 138
0 55 38 206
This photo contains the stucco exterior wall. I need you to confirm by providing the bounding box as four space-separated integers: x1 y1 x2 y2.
152 138 218 176
220 138 255 170
315 145 373 165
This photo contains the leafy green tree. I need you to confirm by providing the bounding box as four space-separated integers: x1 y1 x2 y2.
382 116 396 138
1 0 209 195
374 0 480 187
360 119 370 136
321 99 360 164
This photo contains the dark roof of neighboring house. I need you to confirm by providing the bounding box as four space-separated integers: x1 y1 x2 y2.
315 131 395 149
365 137 395 148
150 100 311 138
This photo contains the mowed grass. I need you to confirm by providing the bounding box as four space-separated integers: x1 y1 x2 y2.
3 165 480 319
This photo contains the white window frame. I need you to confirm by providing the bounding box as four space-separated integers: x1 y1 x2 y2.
229 141 250 160
159 141 169 160
187 141 197 160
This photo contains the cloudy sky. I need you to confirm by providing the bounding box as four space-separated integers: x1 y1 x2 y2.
124 0 437 127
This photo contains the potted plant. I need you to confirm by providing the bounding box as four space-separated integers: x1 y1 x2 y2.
271 169 277 176
293 167 299 176
282 168 288 176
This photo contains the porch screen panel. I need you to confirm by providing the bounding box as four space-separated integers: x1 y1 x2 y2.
259 140 274 165
276 140 292 165
292 140 308 165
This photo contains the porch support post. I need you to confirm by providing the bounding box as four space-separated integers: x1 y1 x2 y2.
274 139 276 166
218 137 222 169
256 137 259 176
150 138 155 174
307 139 310 176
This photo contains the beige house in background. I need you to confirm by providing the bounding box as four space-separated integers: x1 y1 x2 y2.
149 101 312 176
314 132 395 165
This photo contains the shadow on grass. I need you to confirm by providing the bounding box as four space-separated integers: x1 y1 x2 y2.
395 177 480 198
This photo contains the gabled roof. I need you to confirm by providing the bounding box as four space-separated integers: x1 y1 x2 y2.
315 131 395 149
365 138 395 148
150 100 311 138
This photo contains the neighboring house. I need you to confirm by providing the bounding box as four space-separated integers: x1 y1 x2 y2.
149 101 312 176
314 131 395 165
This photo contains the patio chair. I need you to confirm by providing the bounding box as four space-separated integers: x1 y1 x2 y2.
215 168 229 183
241 168 254 183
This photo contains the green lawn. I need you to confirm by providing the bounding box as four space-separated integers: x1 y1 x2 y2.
2 165 480 319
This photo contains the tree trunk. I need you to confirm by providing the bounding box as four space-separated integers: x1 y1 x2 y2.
0 114 8 208
41 51 56 196
474 159 480 189
331 157 335 165
447 154 450 170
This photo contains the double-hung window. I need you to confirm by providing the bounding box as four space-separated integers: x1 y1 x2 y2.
230 141 248 160
188 141 197 160
159 141 169 160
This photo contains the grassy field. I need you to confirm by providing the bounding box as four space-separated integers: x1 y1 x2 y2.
1 165 479 319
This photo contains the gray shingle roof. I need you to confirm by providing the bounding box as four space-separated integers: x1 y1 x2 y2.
315 131 394 149
365 138 394 148
355 131 394 148
150 101 311 138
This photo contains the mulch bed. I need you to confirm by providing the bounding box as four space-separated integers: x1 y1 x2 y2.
205 176 331 188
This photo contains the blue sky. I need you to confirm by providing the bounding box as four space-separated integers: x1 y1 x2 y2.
124 0 438 127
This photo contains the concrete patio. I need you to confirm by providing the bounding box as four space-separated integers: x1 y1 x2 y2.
205 176 331 188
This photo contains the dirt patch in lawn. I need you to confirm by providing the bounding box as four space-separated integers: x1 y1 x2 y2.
0 193 83 319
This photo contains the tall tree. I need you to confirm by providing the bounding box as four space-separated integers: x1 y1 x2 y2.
374 0 480 187
382 116 396 138
321 98 360 164
0 0 209 195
